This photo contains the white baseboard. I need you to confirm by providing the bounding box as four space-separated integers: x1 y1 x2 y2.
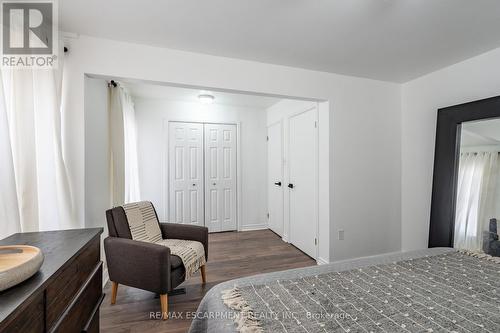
330 250 402 265
316 257 329 265
239 224 268 232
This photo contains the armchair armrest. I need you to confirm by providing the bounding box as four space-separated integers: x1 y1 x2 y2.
104 237 171 294
159 223 208 260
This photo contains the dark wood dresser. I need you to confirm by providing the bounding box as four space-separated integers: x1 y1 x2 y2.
0 228 104 333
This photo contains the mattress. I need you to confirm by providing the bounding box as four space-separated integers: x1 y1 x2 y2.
189 247 499 332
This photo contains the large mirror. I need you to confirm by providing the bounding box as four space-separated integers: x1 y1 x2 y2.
429 96 500 255
455 118 500 256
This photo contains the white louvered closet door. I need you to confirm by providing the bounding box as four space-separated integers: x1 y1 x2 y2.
204 124 237 232
168 122 204 226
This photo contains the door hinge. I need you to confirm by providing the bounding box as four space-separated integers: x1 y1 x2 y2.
314 121 317 128
267 213 270 219
266 135 269 141
314 238 317 245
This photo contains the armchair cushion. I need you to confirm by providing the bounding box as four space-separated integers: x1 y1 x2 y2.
170 255 183 269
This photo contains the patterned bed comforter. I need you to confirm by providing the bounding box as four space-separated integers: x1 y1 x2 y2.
221 251 500 333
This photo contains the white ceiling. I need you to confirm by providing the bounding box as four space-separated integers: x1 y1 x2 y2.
461 118 500 147
124 82 281 109
61 0 500 83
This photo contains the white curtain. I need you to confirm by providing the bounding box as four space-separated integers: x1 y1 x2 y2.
0 72 20 238
0 55 76 239
108 85 141 206
109 87 125 206
455 152 498 252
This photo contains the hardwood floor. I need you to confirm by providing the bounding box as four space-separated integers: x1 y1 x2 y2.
100 229 316 333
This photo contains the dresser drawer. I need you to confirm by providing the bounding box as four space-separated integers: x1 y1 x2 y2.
50 263 102 333
2 292 44 333
82 293 104 333
0 229 103 333
46 236 100 329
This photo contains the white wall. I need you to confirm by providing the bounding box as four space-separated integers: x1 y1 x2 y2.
84 76 110 281
134 98 268 230
84 76 109 230
65 34 401 262
331 83 402 261
402 47 500 251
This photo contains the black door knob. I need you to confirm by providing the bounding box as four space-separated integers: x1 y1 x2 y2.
274 181 282 187
288 183 294 189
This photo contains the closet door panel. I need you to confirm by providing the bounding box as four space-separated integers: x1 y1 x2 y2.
204 123 237 232
169 122 204 225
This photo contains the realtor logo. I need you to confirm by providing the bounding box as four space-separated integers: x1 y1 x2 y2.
1 0 58 68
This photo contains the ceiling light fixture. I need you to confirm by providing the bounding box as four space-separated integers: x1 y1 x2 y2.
198 94 215 104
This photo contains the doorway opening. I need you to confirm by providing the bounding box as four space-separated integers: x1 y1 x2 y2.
84 75 330 262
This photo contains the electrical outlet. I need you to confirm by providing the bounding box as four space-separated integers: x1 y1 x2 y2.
338 229 345 241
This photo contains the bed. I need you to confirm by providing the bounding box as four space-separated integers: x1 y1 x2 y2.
189 248 500 332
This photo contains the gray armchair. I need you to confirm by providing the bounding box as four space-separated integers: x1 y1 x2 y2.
104 204 208 319
483 218 500 257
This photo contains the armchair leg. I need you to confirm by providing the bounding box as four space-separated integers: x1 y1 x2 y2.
201 265 207 284
160 294 168 320
111 281 119 305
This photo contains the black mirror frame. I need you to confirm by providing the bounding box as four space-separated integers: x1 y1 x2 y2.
429 95 500 248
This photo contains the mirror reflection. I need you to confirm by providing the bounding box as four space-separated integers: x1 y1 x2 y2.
455 118 500 256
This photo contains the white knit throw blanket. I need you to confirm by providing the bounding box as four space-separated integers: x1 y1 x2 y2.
123 201 163 243
123 201 206 280
157 239 206 279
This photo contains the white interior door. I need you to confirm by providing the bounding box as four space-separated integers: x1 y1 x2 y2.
288 108 318 258
168 122 204 225
267 122 284 236
204 124 237 232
